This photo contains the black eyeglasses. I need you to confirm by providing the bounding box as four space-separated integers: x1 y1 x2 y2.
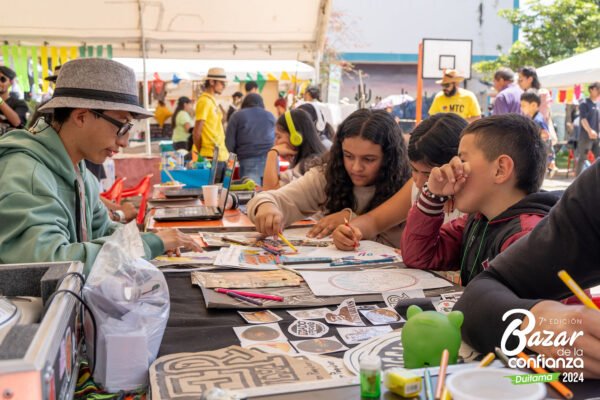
442 83 452 88
0 76 9 83
89 110 133 137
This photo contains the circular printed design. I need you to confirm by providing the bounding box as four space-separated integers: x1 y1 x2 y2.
296 338 344 353
241 326 280 342
364 308 401 324
328 271 417 293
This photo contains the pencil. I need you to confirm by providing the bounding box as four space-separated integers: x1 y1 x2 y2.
435 349 449 399
478 352 496 367
558 269 599 310
423 368 434 400
440 387 451 400
344 217 359 249
279 264 302 277
494 347 510 367
516 352 573 399
277 232 298 252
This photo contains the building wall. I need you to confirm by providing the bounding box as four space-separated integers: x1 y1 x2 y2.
329 0 517 105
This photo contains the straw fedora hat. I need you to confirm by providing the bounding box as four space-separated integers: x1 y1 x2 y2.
436 69 465 85
204 67 228 82
38 58 152 118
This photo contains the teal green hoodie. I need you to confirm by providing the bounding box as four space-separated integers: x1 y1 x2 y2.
0 120 164 275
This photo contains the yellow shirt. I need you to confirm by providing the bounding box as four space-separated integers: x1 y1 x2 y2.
194 92 229 161
428 88 481 120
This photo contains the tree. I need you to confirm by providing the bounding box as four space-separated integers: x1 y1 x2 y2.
474 0 600 78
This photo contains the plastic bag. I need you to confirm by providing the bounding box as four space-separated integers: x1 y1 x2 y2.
83 221 169 392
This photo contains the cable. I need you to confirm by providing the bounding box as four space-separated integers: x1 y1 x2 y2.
54 271 86 291
43 289 98 377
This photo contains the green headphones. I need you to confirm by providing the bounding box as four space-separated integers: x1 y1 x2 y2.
285 110 303 146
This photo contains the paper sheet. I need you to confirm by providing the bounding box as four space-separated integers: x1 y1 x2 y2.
300 269 453 296
214 246 279 271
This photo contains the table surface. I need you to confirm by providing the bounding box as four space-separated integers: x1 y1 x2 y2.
159 273 600 399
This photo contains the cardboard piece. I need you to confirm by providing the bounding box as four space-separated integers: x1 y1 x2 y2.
291 337 349 355
337 326 393 345
359 308 403 325
238 310 282 324
324 298 365 327
149 346 331 399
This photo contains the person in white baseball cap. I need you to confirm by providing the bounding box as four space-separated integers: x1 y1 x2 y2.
0 58 201 274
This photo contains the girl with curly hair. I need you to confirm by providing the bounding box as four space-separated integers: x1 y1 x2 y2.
332 113 467 250
262 108 327 190
247 109 413 245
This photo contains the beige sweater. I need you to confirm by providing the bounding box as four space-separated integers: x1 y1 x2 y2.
247 167 404 247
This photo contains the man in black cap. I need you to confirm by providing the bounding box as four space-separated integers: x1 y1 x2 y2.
0 66 29 134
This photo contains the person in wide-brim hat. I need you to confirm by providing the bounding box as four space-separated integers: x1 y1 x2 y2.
435 69 465 85
203 67 228 82
39 58 152 118
0 57 202 275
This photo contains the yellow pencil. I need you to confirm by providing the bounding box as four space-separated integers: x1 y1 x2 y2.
278 232 298 252
478 352 495 367
558 270 598 310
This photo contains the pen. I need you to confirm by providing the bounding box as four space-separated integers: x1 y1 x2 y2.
517 352 573 399
277 232 298 252
215 288 284 302
435 349 449 399
558 269 599 310
223 290 264 306
423 368 434 400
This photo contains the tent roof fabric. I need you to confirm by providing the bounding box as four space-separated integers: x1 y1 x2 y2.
537 47 600 88
1 0 331 62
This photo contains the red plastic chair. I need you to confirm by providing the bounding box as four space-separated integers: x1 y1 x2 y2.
100 177 126 203
121 174 154 225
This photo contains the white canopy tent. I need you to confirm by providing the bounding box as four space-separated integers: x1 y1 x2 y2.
114 58 315 82
2 0 331 153
537 47 600 88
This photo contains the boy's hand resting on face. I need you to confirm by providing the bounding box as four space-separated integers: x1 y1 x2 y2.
155 228 204 256
332 224 363 250
254 202 285 236
307 210 350 239
428 156 471 197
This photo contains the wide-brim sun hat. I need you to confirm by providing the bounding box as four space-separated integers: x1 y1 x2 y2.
435 69 466 85
203 67 228 82
38 58 152 118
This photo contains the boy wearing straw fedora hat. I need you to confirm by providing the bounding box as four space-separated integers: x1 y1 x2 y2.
0 58 202 274
428 69 481 123
192 67 230 165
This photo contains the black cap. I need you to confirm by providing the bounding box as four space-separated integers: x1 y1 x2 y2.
0 66 16 80
44 65 62 82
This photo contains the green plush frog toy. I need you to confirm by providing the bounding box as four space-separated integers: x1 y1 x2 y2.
401 305 464 368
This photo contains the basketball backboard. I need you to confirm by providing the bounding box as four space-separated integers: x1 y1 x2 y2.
422 39 473 80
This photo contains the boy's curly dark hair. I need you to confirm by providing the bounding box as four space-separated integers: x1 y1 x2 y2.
324 109 411 213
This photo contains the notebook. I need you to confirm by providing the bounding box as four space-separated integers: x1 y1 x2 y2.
154 153 236 221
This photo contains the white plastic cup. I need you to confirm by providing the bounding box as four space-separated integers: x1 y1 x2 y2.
202 185 220 207
445 368 546 400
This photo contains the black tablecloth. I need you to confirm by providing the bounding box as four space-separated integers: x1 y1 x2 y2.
158 273 398 357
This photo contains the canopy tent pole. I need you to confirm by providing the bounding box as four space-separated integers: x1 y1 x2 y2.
138 0 151 156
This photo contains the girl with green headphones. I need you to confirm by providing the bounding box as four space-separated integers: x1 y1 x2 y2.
261 109 327 191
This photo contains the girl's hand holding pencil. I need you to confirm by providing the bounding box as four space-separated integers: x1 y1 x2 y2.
254 203 285 236
332 222 363 251
307 210 352 239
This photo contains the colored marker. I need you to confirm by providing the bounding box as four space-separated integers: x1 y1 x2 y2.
222 291 263 306
215 288 283 302
517 352 573 399
277 232 298 252
558 269 598 310
260 245 280 256
330 257 395 267
435 349 449 399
